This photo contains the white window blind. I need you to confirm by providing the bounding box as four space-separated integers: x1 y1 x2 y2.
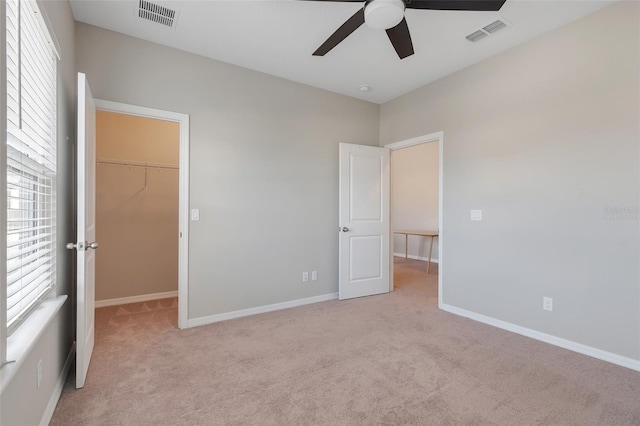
5 0 58 332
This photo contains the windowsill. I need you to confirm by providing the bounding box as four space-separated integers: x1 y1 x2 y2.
0 295 67 394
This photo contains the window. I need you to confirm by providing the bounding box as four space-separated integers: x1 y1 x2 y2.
5 0 58 334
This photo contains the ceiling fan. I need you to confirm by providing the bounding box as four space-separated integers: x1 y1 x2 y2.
309 0 507 59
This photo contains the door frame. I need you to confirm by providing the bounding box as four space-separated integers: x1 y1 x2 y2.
384 131 444 308
94 99 190 329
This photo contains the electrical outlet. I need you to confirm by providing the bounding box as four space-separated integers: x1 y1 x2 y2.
470 210 483 221
311 271 318 281
543 297 553 312
37 360 42 389
302 272 309 282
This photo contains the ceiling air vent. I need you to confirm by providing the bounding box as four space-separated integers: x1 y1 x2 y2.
465 18 510 43
483 20 508 34
465 30 488 43
138 0 177 28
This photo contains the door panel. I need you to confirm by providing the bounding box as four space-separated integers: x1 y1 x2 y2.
339 143 390 300
350 235 382 281
350 155 383 221
76 72 97 389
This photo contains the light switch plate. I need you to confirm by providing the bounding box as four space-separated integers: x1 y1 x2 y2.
191 209 200 221
470 210 482 221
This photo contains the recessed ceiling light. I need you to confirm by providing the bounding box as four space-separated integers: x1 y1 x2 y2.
359 85 371 92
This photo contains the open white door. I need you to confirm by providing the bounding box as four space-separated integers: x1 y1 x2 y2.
338 143 390 299
73 72 97 388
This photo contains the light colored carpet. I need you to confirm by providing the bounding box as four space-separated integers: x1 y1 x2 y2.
51 258 640 425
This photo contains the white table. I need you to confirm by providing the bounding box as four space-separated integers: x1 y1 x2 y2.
394 230 439 274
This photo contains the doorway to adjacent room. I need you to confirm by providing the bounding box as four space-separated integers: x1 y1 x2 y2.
386 132 443 306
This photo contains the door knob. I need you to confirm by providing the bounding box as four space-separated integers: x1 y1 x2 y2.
66 241 99 250
341 227 349 232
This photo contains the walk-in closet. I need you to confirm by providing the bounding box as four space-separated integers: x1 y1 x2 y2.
95 111 179 307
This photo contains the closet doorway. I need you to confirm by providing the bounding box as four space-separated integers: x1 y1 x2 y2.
93 101 190 328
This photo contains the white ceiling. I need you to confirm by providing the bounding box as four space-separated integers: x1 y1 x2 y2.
70 0 615 104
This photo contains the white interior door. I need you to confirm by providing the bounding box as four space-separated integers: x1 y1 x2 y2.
339 143 390 299
75 72 97 388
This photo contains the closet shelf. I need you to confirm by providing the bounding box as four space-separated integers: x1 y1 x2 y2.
96 157 178 170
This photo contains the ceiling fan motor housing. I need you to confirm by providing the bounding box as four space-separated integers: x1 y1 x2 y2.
364 0 406 29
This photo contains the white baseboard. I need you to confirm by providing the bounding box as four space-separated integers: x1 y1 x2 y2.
40 342 75 426
188 292 339 328
440 303 640 372
393 253 439 263
95 291 178 308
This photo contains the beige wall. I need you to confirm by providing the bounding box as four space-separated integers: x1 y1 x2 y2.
380 2 640 361
95 111 179 301
75 22 380 320
2 2 635 423
391 142 439 260
1 0 76 424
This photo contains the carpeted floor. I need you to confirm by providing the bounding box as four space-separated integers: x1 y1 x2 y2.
51 258 640 425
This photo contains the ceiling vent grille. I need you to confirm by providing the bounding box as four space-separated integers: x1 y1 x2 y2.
465 18 510 43
465 30 488 43
138 0 177 28
483 20 508 34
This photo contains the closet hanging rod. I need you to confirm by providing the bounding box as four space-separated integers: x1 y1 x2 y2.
96 157 179 170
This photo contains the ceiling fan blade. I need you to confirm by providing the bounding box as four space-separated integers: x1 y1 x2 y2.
406 0 506 11
386 17 414 59
313 8 365 56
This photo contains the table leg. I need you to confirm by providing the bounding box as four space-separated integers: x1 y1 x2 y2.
427 236 434 274
405 234 408 259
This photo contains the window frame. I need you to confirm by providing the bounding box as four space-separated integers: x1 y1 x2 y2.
2 0 60 365
1 0 9 367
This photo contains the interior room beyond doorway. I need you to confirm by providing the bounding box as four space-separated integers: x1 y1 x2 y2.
391 140 440 294
94 111 180 310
